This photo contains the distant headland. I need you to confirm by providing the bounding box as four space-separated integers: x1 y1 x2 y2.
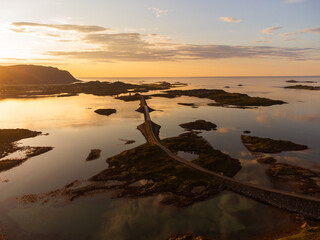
0 65 80 85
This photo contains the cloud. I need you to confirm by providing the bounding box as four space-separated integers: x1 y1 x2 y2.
285 0 307 3
250 40 272 43
280 27 320 38
150 8 168 17
48 35 318 62
281 37 302 41
219 17 242 23
261 26 282 35
12 22 109 33
10 22 320 62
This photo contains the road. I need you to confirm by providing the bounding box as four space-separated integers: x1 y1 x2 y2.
138 95 320 220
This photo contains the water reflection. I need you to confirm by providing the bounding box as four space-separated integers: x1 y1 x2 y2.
0 76 319 239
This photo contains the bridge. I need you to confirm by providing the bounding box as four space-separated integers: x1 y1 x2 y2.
137 95 320 220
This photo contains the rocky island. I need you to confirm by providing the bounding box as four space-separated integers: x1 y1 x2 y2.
241 135 308 153
285 85 320 91
0 129 52 172
151 89 286 107
94 109 116 116
179 120 217 131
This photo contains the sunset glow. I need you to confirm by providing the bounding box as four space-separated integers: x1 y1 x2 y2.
0 0 319 77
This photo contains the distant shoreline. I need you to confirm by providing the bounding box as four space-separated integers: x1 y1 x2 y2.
78 75 320 79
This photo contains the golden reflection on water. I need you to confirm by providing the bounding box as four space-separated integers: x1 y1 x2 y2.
0 95 143 129
0 77 319 240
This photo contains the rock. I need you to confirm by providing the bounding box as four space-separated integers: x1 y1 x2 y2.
86 149 101 161
179 120 217 131
94 109 116 116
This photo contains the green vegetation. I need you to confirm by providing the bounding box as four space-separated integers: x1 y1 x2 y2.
94 108 116 116
265 162 320 195
277 225 320 240
86 149 101 161
285 85 320 90
241 135 308 153
162 133 240 177
179 120 217 131
89 132 240 206
269 163 317 178
152 89 285 107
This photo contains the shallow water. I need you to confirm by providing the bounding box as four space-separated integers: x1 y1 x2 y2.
0 76 319 239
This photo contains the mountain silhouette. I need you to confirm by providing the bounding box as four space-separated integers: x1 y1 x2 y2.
0 65 80 85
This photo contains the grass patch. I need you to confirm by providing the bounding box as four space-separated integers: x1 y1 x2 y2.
90 132 241 206
179 120 217 131
241 135 308 153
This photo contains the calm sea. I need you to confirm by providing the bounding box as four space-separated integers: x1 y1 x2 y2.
0 76 319 239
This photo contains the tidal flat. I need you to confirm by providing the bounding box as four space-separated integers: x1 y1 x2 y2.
0 76 319 240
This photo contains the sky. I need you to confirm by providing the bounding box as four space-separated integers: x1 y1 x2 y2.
0 0 319 77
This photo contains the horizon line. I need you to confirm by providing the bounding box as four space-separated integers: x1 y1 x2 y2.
77 75 320 79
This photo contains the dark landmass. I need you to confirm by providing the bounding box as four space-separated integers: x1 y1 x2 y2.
243 130 251 134
119 139 136 145
0 129 52 173
167 234 209 240
286 80 316 83
22 133 240 207
0 81 179 100
285 85 320 91
207 102 224 107
178 103 197 107
57 93 78 97
0 129 41 158
116 93 151 102
90 132 240 207
0 147 52 173
151 93 177 98
241 135 308 153
277 224 320 240
94 108 116 116
179 120 217 131
86 149 101 161
152 89 285 107
238 84 243 86
0 65 79 85
256 156 320 197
